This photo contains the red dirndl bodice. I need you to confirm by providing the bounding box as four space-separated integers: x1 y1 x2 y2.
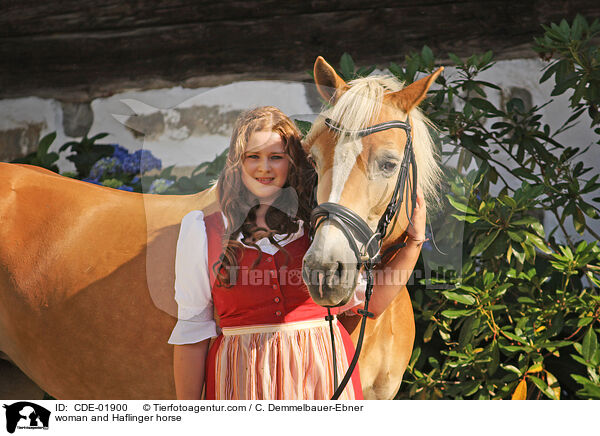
203 212 362 400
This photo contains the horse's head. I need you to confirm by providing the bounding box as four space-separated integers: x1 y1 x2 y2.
302 56 442 307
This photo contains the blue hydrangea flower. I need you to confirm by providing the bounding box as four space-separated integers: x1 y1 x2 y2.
148 178 175 194
139 149 162 173
122 149 162 174
117 184 134 192
131 176 140 185
111 144 130 165
89 157 120 180
122 154 140 174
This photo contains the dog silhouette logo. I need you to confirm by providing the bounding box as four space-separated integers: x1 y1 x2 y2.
2 402 50 433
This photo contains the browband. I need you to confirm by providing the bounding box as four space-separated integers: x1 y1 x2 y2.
324 118 411 137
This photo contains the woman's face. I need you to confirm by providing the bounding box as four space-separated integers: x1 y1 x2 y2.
241 129 290 203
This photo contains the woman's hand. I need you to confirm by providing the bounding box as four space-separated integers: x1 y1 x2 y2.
406 185 427 242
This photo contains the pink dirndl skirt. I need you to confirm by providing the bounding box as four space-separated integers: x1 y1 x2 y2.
205 318 362 400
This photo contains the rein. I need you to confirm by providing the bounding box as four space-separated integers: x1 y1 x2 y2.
309 116 418 400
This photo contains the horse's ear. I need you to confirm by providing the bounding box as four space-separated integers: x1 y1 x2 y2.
389 67 444 112
313 56 349 103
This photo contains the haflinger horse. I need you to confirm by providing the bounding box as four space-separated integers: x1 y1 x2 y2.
0 56 441 400
302 57 442 399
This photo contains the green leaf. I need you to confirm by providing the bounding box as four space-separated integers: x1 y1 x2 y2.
488 341 500 375
507 230 525 243
577 317 594 327
89 132 109 142
388 62 403 78
525 232 552 253
512 246 525 264
339 53 355 80
502 364 523 375
421 45 434 66
540 61 559 83
547 312 564 337
37 132 57 155
580 201 599 219
451 213 480 223
570 375 600 399
470 97 501 115
502 330 527 344
408 346 421 370
517 296 537 305
582 327 598 362
458 315 475 348
573 207 586 234
462 380 481 397
529 375 558 400
423 322 435 343
448 52 463 66
442 291 476 306
499 195 517 208
470 229 500 257
441 309 475 319
447 195 477 214
511 168 542 182
294 119 313 137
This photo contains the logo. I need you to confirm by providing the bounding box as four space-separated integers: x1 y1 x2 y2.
2 402 50 433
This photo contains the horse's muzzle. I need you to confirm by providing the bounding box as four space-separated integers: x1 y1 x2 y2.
302 253 358 307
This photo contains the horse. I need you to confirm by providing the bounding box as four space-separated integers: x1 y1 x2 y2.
0 57 441 399
0 164 217 398
303 57 442 399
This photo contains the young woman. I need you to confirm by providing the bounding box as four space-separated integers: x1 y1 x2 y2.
168 106 426 400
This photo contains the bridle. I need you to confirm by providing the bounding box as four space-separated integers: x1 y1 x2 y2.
308 116 418 400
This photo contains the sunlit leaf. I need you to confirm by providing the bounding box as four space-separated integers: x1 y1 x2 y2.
512 379 527 400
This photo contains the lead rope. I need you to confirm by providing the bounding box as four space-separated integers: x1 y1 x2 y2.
328 151 418 399
326 308 338 390
330 263 375 400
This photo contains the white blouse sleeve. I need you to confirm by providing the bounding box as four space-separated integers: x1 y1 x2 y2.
338 270 367 315
168 210 218 345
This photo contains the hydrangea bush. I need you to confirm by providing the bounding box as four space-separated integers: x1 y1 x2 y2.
83 145 164 192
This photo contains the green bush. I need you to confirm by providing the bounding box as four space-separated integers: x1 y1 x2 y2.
388 14 600 400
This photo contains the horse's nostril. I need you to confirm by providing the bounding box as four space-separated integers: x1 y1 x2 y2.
317 272 324 298
336 261 343 278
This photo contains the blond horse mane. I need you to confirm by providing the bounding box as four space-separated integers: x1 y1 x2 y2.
305 74 442 206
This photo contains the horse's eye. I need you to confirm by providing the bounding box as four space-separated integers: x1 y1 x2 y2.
380 161 398 173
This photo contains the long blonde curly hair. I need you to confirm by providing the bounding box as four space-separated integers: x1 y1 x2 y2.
215 106 316 287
